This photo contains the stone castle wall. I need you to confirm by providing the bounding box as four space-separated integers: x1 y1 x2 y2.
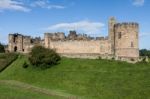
8 17 140 62
45 40 111 55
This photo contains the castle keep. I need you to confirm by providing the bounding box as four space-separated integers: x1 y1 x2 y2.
8 17 139 61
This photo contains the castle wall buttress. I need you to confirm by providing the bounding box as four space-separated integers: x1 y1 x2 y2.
8 34 14 52
108 17 116 55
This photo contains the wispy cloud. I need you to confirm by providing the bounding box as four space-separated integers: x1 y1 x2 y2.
132 0 145 6
0 0 66 12
140 32 150 38
44 20 105 36
31 0 65 9
0 0 30 12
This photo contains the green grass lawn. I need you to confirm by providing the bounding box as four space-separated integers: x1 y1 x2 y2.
0 84 64 99
0 55 150 99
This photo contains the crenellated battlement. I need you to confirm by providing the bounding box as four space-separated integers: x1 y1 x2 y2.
114 22 139 29
45 32 65 40
44 31 103 41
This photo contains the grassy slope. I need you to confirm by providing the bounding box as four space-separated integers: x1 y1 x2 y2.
0 53 18 71
0 84 63 99
0 55 150 99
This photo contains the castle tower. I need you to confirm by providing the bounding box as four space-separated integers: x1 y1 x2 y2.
8 33 24 52
44 33 51 48
108 17 116 55
8 34 14 52
114 23 139 61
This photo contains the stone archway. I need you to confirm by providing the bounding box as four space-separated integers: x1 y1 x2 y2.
14 46 17 52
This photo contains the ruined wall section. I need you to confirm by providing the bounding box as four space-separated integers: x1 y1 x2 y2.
8 33 42 53
23 36 32 53
45 32 112 55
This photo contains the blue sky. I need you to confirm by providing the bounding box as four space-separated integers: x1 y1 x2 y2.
0 0 150 49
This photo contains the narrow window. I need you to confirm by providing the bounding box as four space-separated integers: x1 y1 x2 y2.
131 42 134 47
118 32 121 39
13 37 15 43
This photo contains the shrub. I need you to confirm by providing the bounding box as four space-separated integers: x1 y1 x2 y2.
112 57 115 60
0 43 5 53
98 56 102 60
29 46 61 69
22 62 28 68
130 58 135 61
0 53 18 72
140 49 150 58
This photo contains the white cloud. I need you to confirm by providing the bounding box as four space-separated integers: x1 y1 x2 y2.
47 5 65 9
31 0 65 9
0 0 30 12
31 0 48 8
45 20 105 36
132 0 145 6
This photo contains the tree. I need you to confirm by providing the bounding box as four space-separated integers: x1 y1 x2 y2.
29 46 61 69
140 49 150 58
0 43 5 53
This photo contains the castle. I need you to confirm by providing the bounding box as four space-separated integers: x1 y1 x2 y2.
8 17 139 61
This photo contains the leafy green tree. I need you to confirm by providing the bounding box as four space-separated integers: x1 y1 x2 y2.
29 46 61 69
0 43 5 53
140 49 150 58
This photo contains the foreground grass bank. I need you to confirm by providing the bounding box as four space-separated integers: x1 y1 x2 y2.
0 83 63 99
0 55 150 99
0 53 18 72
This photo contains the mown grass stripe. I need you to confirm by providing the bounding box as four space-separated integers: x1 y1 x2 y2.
0 80 79 99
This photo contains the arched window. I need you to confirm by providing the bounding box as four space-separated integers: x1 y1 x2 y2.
118 32 121 39
14 46 17 52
